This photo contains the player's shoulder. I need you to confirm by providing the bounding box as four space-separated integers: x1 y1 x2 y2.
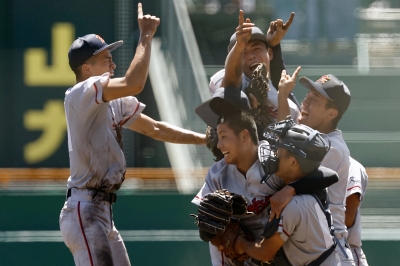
207 159 229 178
66 74 109 96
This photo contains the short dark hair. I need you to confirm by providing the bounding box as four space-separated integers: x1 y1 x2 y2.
217 111 258 145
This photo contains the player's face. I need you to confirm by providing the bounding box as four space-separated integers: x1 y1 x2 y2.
89 49 116 77
216 123 243 166
242 40 271 79
299 89 331 132
274 147 291 178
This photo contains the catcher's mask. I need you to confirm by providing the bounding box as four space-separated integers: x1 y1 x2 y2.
258 116 331 183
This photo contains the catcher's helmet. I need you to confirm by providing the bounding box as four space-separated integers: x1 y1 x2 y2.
259 116 330 182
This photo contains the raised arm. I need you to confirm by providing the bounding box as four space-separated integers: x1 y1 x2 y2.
277 67 301 121
221 10 254 88
129 113 206 145
103 3 160 101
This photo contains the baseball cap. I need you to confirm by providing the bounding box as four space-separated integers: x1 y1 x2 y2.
195 87 250 128
227 26 269 52
299 74 351 115
68 34 123 71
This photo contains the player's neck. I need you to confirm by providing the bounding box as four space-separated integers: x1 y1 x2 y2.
235 147 258 177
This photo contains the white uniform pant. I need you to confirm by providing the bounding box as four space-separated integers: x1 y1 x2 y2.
350 245 369 266
335 234 355 266
59 188 130 266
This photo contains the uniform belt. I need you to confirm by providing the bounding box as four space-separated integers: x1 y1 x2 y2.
67 188 117 204
250 258 275 266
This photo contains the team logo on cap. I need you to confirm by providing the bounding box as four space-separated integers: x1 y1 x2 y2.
316 75 330 84
96 35 105 43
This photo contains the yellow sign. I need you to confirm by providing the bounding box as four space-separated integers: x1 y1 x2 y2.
23 100 67 164
24 23 76 86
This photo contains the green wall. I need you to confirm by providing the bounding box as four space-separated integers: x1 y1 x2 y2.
0 193 398 265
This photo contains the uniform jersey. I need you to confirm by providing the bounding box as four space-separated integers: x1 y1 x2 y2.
321 130 354 265
64 73 145 193
278 194 341 266
192 159 285 266
346 157 369 266
209 69 300 122
321 130 350 236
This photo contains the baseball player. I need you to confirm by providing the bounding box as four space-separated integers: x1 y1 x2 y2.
209 12 299 106
59 4 206 266
221 10 301 122
346 157 369 265
277 71 355 265
234 119 341 266
193 88 338 265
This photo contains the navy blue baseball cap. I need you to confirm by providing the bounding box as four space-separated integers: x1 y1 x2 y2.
195 87 250 128
299 74 351 115
227 26 269 52
68 34 123 71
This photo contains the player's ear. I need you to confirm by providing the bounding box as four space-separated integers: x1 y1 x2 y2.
81 63 92 75
290 155 298 168
327 108 338 121
240 129 250 143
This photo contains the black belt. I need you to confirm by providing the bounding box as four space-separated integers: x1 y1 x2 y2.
250 258 275 266
67 188 117 204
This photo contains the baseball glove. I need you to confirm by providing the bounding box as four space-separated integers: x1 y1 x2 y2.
244 63 269 107
191 190 248 240
244 63 275 129
217 220 251 263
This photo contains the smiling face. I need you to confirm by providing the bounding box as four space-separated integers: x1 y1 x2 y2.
298 89 334 132
242 40 271 79
216 122 244 166
84 49 116 77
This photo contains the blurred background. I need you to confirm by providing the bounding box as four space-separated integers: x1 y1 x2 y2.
1 0 400 265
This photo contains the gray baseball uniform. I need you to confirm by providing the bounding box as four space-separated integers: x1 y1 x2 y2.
209 69 300 122
321 130 354 265
60 73 145 266
192 159 285 266
346 157 369 266
278 194 341 266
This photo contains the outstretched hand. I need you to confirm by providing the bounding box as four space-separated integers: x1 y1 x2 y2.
235 10 254 49
267 12 295 47
278 66 301 97
137 2 160 38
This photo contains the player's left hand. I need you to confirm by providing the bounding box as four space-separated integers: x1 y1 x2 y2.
278 66 301 98
266 12 295 47
269 185 295 221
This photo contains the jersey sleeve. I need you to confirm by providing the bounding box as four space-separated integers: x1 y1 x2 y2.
209 69 225 96
119 97 146 128
65 74 110 120
278 199 300 242
346 159 368 201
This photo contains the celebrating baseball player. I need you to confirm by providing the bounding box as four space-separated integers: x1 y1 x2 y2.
59 3 206 266
233 119 341 265
277 71 355 264
221 10 300 122
192 87 339 265
346 157 369 265
205 11 300 162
